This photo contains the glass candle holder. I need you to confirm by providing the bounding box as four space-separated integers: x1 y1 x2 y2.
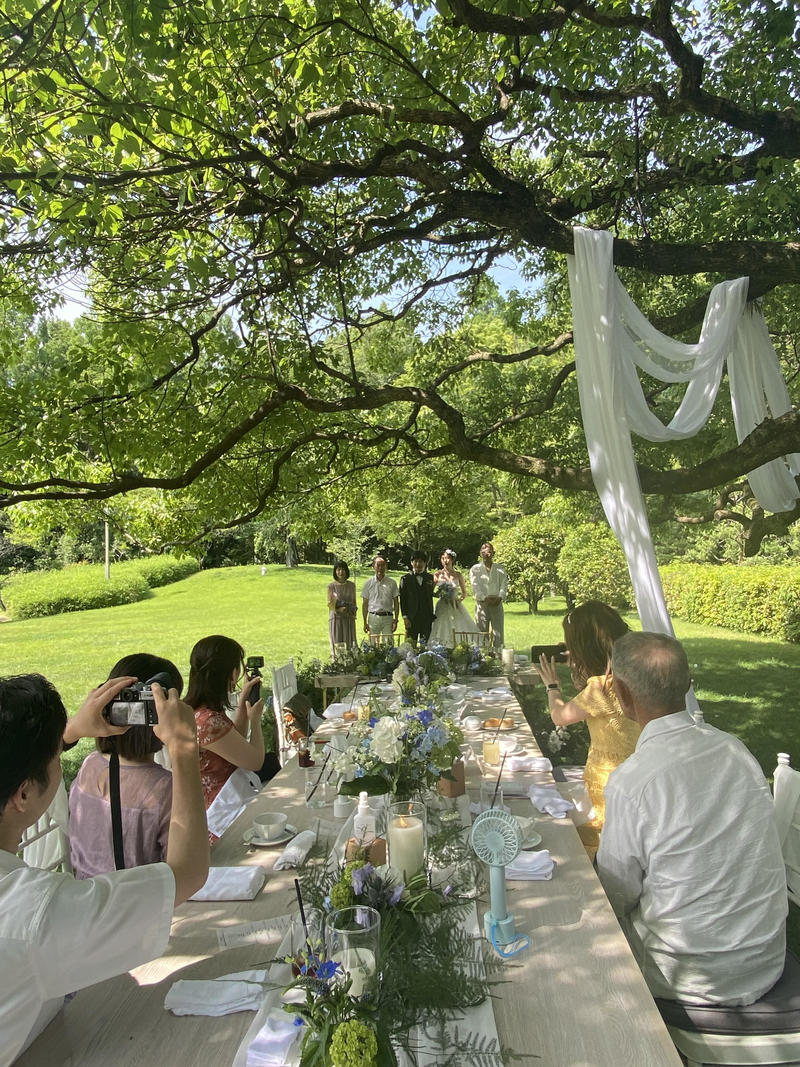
328 905 381 999
386 799 427 878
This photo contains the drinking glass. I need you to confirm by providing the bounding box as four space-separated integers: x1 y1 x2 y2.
480 778 504 811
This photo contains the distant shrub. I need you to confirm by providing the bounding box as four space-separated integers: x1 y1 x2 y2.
493 515 565 613
662 563 800 643
2 554 198 619
4 566 150 619
556 526 633 609
118 555 199 588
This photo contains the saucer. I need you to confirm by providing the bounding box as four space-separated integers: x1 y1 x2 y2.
244 824 297 847
521 830 543 850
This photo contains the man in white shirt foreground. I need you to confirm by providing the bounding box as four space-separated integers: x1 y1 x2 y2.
597 632 787 1006
0 672 209 1063
469 542 508 647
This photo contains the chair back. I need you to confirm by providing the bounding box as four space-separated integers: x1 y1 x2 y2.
774 752 800 906
270 659 298 766
20 781 72 873
453 631 493 649
367 633 395 648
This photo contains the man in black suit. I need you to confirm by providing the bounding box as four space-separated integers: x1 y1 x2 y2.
399 551 435 644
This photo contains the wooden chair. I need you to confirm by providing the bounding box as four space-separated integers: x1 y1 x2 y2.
774 752 800 906
20 781 72 873
453 631 493 649
367 633 395 648
654 752 800 1065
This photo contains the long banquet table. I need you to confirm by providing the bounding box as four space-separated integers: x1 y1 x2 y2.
19 677 681 1067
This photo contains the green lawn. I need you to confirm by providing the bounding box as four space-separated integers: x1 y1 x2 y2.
3 563 797 949
3 562 799 779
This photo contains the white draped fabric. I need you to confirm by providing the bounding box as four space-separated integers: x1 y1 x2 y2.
568 228 800 713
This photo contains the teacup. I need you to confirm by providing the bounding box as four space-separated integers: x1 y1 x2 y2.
252 812 288 842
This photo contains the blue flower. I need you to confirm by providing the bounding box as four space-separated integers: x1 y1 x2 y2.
369 716 379 727
389 883 404 905
316 959 341 981
417 708 434 726
351 863 374 895
294 1016 305 1027
355 767 365 778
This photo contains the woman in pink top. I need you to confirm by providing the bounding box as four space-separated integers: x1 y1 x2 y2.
69 653 181 878
185 635 266 837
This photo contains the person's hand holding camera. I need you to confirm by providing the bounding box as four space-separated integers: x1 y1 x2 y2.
63 676 138 746
151 683 197 755
238 672 262 717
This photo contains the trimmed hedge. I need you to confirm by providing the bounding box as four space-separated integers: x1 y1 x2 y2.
117 555 199 588
662 563 800 643
2 554 199 620
3 567 150 619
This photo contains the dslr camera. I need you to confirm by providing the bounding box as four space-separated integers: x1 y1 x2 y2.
245 655 264 704
105 671 174 727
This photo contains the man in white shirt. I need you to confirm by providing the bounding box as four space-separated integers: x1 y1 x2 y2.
0 672 209 1063
469 542 508 647
597 632 787 1006
361 555 399 636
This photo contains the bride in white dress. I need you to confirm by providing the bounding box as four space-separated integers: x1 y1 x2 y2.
428 549 475 648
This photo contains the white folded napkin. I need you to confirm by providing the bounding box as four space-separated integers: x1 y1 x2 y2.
528 785 574 818
506 849 554 881
206 768 263 838
189 866 266 901
507 755 552 773
322 702 350 720
165 970 269 1016
247 1010 303 1066
462 716 482 730
273 829 316 870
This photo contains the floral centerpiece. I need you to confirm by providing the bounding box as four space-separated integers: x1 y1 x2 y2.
334 702 463 798
449 640 504 676
283 844 491 1067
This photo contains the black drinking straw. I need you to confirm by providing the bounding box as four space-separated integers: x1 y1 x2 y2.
305 748 331 802
294 878 309 942
490 753 507 809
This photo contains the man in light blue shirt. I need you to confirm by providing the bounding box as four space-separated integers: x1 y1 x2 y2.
597 632 786 1006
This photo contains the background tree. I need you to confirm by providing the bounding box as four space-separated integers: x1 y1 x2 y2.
493 514 565 613
2 0 800 547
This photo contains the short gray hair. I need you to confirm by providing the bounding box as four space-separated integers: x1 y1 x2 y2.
611 632 691 713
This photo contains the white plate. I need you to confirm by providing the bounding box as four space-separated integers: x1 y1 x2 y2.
499 741 524 755
244 824 298 847
521 830 543 850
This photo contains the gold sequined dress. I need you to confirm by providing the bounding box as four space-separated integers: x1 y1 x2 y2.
572 675 641 854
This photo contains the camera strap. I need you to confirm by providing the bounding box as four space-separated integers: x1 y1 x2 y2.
109 751 126 870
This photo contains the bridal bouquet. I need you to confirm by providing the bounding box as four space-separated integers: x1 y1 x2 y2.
434 579 458 603
334 703 463 798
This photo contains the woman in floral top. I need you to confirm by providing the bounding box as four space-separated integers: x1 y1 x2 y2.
185 635 266 838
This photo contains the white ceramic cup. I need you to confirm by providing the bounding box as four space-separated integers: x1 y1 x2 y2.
252 812 288 841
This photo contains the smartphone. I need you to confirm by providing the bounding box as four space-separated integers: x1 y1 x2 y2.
530 643 568 663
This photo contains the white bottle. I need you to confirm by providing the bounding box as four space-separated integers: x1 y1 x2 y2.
352 791 376 846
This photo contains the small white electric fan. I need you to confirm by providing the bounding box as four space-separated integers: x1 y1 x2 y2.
470 808 522 947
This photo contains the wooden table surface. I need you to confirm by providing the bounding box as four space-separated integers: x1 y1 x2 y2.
19 679 681 1067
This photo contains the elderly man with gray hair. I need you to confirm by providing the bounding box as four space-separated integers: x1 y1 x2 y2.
596 631 787 1006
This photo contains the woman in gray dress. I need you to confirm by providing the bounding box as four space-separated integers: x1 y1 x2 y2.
327 560 357 655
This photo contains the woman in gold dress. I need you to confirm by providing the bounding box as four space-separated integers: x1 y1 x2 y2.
536 601 640 857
